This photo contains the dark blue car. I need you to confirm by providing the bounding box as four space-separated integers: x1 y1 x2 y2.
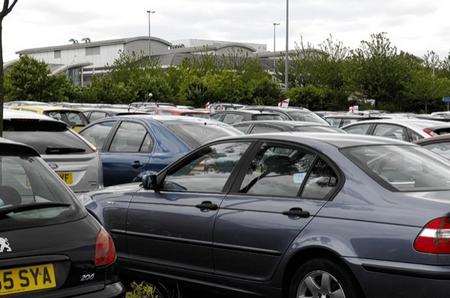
79 115 242 187
83 133 450 298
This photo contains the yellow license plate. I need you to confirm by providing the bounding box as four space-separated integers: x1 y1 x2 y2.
0 264 56 296
58 172 74 185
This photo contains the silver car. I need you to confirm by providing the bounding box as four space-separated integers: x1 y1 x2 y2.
2 109 102 193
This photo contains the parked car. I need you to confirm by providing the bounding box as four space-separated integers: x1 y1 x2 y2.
84 132 450 298
342 119 450 142
244 106 330 125
233 120 345 134
0 138 123 297
80 108 149 122
3 110 102 193
324 114 385 128
416 134 450 160
211 110 283 125
14 105 89 132
79 115 242 187
154 107 211 118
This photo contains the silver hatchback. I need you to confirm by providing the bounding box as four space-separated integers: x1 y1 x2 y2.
2 110 102 193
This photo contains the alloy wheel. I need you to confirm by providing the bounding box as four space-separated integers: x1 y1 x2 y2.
297 270 346 298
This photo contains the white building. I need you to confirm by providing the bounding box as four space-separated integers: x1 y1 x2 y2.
171 39 267 52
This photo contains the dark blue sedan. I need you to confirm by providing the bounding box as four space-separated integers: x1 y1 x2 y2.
83 133 450 298
79 115 242 187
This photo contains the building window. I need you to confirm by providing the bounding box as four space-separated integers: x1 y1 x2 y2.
86 46 100 56
54 50 61 59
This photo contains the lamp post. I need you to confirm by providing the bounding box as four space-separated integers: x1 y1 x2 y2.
284 0 289 91
147 10 156 58
273 22 280 72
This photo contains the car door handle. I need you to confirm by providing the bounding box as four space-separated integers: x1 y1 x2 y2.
282 208 310 219
195 201 219 212
132 161 142 169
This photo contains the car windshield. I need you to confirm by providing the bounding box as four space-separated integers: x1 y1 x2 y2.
287 111 329 125
0 155 82 232
342 145 450 192
3 120 93 155
164 121 243 148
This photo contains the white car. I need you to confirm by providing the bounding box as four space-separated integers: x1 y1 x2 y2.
342 119 450 143
2 109 102 193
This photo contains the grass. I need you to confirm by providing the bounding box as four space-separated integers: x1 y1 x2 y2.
126 282 157 298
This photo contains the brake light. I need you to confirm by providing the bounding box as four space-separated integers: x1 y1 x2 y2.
414 217 450 254
423 128 438 137
95 228 117 267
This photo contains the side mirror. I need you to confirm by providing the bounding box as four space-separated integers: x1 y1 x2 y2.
142 173 158 190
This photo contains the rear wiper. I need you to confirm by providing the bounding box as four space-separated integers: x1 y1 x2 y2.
0 202 71 216
45 147 86 154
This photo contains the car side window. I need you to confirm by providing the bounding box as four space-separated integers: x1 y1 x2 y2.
140 133 154 153
326 118 341 127
344 124 371 135
409 129 423 142
301 158 339 200
164 142 251 193
109 122 148 153
80 121 115 150
250 125 284 134
239 144 316 197
373 124 407 141
223 113 244 125
89 112 107 122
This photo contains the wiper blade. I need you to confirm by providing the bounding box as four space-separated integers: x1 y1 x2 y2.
0 202 71 216
45 147 86 154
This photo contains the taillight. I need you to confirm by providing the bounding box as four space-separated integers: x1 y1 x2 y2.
414 217 450 254
423 128 438 137
95 228 117 267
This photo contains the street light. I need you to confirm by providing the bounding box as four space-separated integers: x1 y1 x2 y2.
284 0 289 91
273 22 280 72
147 10 156 58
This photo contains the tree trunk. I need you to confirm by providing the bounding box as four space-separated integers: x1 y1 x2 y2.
0 21 4 137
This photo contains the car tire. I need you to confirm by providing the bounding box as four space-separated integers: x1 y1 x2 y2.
288 258 361 298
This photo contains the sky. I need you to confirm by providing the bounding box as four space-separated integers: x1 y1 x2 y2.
3 0 450 61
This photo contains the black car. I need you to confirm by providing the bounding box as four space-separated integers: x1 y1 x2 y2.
233 120 345 134
0 138 123 297
211 110 283 125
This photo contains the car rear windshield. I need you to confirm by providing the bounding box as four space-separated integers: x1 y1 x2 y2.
342 145 450 192
254 114 283 121
3 120 93 155
165 121 242 148
0 156 82 232
287 111 330 125
294 126 344 133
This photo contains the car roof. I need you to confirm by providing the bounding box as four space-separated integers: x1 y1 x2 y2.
17 105 82 113
215 132 409 148
3 109 59 121
344 118 450 129
215 110 276 115
233 120 328 127
104 114 225 125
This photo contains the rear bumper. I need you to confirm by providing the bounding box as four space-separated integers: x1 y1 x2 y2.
345 257 450 298
74 282 125 298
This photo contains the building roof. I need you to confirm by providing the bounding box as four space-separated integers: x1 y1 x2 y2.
17 36 172 55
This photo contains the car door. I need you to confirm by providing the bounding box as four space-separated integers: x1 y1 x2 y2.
102 121 152 186
126 141 252 273
213 141 341 281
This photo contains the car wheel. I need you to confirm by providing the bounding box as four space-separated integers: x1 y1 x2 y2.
289 258 360 298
